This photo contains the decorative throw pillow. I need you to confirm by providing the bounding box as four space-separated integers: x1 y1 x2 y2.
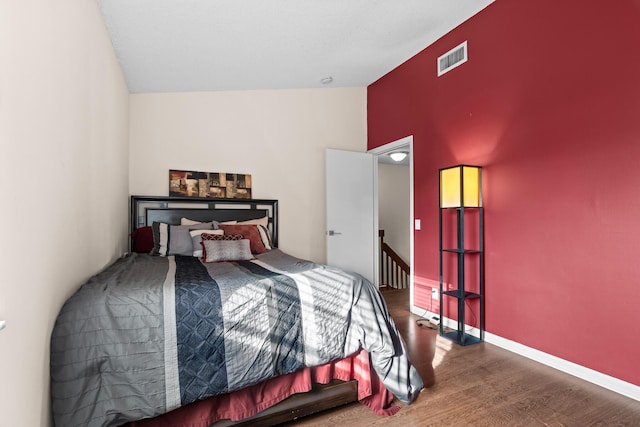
257 225 273 250
202 233 244 241
130 226 154 253
201 239 254 263
151 222 214 256
239 217 272 249
189 229 224 257
219 224 267 254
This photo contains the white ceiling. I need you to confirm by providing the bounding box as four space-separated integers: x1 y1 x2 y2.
96 0 494 93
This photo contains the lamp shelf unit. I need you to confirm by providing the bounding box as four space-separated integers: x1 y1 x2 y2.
438 165 485 346
442 248 481 254
441 289 481 299
441 330 483 346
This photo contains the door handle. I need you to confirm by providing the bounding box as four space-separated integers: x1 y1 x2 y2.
327 230 342 236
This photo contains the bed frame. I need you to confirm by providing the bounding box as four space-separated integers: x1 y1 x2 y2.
129 195 358 426
131 195 279 250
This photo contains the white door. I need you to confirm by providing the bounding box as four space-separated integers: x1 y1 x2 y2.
325 149 377 284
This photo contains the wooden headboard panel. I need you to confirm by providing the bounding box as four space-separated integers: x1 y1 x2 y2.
130 195 279 247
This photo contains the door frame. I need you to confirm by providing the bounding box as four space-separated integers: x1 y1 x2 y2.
368 135 414 307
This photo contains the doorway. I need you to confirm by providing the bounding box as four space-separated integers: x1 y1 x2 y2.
368 135 414 309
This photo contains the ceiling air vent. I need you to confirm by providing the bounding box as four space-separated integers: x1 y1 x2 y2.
437 41 468 76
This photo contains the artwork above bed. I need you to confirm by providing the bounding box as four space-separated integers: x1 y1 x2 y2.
169 169 252 199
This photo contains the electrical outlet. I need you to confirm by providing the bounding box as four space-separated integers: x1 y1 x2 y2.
431 288 438 299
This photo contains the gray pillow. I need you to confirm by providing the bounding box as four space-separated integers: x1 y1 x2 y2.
201 239 254 263
151 222 213 256
189 229 224 257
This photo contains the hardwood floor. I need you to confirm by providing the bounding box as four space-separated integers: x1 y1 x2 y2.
284 288 640 426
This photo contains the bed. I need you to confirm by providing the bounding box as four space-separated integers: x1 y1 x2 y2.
50 195 423 427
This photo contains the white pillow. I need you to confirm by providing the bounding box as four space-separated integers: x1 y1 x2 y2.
181 217 203 226
189 229 224 257
220 217 267 226
239 216 269 228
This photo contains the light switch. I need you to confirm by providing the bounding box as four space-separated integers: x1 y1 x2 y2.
415 219 421 230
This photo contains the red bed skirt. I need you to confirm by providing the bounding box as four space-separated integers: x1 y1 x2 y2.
125 349 399 427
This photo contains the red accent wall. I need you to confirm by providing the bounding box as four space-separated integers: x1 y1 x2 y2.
368 1 640 386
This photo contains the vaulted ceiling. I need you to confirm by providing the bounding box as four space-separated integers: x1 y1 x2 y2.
97 0 494 93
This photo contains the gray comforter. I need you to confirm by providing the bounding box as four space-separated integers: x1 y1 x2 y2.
50 249 423 426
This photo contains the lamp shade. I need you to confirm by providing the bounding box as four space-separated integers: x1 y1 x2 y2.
439 165 482 208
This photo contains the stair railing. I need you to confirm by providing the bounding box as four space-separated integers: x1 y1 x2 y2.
379 230 410 289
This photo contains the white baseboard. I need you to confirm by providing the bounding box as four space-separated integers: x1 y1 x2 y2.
409 305 640 402
485 332 640 402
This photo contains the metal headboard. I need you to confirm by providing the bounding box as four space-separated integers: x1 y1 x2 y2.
130 195 278 248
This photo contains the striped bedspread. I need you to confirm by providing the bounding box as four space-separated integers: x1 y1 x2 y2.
50 249 423 427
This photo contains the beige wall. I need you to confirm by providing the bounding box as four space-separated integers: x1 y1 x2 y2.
0 1 130 426
378 163 411 262
129 88 367 262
